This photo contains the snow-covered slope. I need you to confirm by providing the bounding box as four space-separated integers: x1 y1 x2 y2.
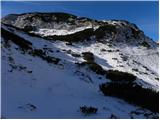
1 12 159 119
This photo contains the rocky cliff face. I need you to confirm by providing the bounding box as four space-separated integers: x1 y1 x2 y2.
2 12 157 48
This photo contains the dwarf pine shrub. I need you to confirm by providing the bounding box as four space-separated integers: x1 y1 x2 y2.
80 105 98 115
99 82 159 113
106 70 136 82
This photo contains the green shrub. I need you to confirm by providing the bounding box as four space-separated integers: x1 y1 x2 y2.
99 82 159 113
155 77 159 81
77 61 105 75
45 56 60 64
106 70 136 82
71 53 81 57
109 114 118 119
30 49 60 64
1 28 32 50
121 55 128 61
46 28 94 42
82 52 94 62
112 58 118 60
132 68 139 72
107 50 114 52
27 70 32 73
80 105 98 115
31 49 45 57
94 27 106 39
119 65 124 67
87 62 105 75
100 49 107 52
142 66 149 71
95 24 116 39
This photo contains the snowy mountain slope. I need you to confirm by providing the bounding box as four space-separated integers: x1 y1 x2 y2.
1 13 159 118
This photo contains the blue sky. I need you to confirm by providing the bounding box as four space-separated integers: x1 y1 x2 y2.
1 1 159 41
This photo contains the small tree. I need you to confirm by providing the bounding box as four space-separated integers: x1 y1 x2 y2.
80 105 98 115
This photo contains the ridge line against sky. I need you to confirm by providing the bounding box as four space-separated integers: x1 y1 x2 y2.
1 0 159 1
1 1 159 41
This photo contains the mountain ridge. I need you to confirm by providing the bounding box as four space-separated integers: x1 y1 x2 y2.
2 12 158 49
